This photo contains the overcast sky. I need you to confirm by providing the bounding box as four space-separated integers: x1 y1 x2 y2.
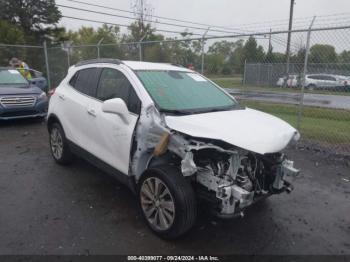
58 0 350 52
58 0 349 31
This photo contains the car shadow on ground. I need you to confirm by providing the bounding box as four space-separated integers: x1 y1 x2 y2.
62 155 279 252
2 122 349 254
0 118 45 128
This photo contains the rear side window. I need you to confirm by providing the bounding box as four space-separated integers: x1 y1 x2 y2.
70 68 101 97
97 68 141 114
324 76 336 81
308 75 320 80
69 72 79 87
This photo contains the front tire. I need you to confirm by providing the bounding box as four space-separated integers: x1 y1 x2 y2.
138 165 197 239
49 122 73 165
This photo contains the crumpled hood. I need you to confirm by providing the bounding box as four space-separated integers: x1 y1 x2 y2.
165 108 300 154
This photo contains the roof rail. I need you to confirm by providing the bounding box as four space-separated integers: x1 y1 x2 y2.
170 63 184 68
75 58 123 67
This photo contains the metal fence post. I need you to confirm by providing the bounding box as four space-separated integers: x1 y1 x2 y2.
139 42 142 61
139 35 148 61
268 64 272 86
97 38 104 59
201 28 210 75
201 38 205 74
243 59 247 86
67 46 71 68
297 16 316 131
43 41 51 90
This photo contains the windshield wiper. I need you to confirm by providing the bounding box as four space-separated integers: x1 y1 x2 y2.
191 104 241 114
159 109 194 115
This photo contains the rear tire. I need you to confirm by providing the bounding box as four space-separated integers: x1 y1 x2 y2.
138 165 197 239
49 122 73 165
306 84 316 90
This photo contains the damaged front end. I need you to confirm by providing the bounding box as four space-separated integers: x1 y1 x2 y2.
131 105 300 218
182 143 299 218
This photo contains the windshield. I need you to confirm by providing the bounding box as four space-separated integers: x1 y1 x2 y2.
136 70 238 114
0 69 28 86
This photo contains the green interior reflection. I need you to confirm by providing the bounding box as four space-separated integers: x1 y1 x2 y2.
136 70 237 113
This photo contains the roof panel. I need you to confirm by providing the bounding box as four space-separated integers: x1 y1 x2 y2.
122 61 191 72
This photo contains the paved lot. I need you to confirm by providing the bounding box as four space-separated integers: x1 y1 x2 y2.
0 119 349 255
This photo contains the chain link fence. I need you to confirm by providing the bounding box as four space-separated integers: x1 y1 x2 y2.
1 25 350 155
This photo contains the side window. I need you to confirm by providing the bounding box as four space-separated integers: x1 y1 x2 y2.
326 76 336 81
69 72 79 87
73 68 101 97
97 68 141 114
128 87 141 114
97 68 128 101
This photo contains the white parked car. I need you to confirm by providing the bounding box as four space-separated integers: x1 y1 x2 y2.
276 74 299 88
47 59 300 238
305 74 350 90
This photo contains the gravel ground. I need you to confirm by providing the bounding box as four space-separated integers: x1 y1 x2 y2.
0 119 349 255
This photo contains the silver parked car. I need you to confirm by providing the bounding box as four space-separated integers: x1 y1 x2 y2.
305 74 350 90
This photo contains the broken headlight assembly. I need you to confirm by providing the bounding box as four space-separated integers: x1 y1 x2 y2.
180 142 300 218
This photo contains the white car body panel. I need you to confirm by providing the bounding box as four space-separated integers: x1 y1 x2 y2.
48 60 301 224
49 63 143 175
82 65 140 175
49 60 299 174
165 108 299 155
85 97 138 174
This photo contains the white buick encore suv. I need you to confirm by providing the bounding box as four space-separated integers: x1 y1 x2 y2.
47 59 300 239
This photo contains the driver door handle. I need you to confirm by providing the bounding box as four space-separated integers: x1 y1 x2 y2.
87 108 97 117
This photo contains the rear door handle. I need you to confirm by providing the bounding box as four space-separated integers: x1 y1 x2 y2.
59 94 65 100
87 108 97 117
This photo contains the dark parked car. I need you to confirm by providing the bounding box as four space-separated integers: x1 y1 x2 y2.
27 69 48 92
0 67 48 120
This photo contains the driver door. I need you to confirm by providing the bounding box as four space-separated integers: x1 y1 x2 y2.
86 67 141 175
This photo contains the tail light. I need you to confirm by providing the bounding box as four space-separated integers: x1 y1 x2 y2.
48 88 56 97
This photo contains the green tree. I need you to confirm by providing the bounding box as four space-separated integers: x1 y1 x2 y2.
264 45 274 63
0 0 62 72
0 20 25 44
208 41 237 57
309 44 337 64
230 40 244 73
48 24 124 86
64 25 123 61
206 39 246 75
291 48 306 63
206 53 225 75
273 52 286 62
242 37 265 63
339 50 350 63
0 20 25 65
0 0 62 43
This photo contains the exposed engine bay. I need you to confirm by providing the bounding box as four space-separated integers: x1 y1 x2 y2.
181 142 299 217
131 105 300 218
